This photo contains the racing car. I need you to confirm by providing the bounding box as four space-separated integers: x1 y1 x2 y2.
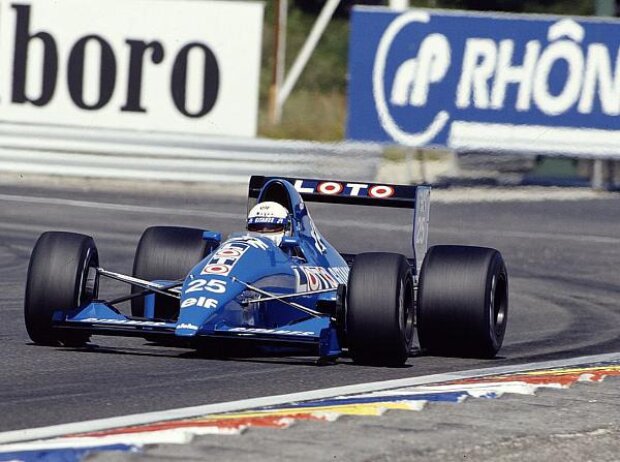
24 176 508 366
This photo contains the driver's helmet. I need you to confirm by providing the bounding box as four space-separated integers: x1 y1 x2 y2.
247 201 290 246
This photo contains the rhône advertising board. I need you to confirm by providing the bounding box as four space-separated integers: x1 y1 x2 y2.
0 0 263 137
347 7 620 156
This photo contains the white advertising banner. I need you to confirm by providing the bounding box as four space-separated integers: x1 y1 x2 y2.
0 0 264 136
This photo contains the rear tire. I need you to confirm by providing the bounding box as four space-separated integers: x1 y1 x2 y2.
131 226 213 320
417 245 508 358
346 253 414 366
24 232 99 346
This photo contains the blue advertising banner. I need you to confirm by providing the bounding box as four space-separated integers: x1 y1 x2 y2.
347 7 620 156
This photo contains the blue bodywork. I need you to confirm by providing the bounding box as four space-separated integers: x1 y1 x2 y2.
59 179 350 359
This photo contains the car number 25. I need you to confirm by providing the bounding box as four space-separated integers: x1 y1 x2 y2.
186 279 227 294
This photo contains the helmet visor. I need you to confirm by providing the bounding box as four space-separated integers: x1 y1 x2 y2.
247 217 286 234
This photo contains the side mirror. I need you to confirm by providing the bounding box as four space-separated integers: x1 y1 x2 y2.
202 230 222 246
280 236 300 250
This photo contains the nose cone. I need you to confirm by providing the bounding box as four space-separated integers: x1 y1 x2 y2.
175 296 237 337
175 235 296 337
175 272 246 337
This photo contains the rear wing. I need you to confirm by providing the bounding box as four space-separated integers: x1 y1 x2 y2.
248 176 431 275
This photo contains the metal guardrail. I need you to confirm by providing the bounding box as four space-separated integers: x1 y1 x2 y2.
0 123 384 184
1 122 616 190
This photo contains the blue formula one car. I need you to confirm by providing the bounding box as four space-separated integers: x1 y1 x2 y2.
24 176 508 366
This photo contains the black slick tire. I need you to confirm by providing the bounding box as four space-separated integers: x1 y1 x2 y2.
417 245 508 358
131 226 212 320
24 231 99 346
346 252 414 366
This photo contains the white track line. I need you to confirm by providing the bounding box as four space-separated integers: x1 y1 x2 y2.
431 187 612 203
0 193 240 220
0 352 618 447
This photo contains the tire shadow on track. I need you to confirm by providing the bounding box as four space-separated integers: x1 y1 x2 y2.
24 342 421 369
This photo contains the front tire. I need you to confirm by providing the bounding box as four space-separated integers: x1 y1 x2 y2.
346 253 414 366
131 226 213 320
24 232 99 346
417 245 508 358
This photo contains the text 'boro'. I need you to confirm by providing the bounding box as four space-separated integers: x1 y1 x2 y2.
10 4 219 117
0 0 263 136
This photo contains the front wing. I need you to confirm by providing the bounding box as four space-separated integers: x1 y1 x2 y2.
53 302 342 359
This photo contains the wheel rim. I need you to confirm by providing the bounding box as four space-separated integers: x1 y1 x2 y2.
63 246 97 346
490 272 508 337
399 277 414 346
78 247 98 307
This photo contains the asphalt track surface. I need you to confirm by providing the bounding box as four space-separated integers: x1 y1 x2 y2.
0 179 619 433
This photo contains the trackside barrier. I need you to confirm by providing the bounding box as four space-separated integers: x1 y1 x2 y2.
0 123 383 184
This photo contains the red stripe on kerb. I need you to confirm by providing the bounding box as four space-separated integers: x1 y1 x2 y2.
73 413 324 437
448 366 620 386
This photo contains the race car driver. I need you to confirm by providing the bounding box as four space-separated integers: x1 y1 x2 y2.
246 201 291 246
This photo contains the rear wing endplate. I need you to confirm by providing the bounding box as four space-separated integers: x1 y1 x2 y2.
248 176 431 275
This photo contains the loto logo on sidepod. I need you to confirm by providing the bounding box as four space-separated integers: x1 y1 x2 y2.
373 11 452 146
